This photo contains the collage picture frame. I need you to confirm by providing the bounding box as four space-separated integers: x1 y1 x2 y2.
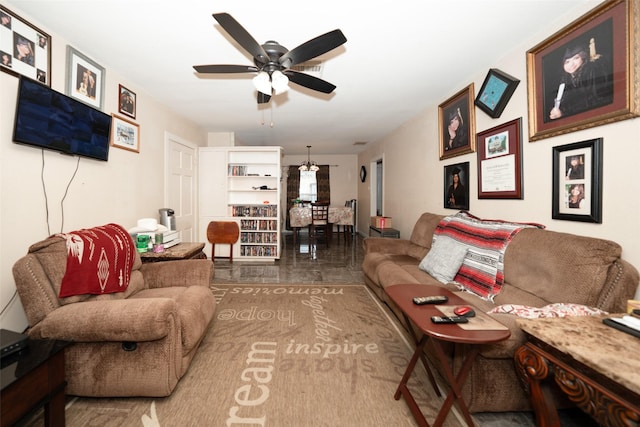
0 5 51 85
552 138 603 223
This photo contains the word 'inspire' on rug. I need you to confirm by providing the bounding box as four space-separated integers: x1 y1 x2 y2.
60 284 458 427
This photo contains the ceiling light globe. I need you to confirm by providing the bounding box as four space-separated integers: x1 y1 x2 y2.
271 70 289 95
253 71 272 95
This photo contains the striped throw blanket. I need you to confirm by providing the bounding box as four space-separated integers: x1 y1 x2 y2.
434 212 544 300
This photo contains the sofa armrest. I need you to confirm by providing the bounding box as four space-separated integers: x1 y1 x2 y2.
139 259 214 289
28 298 178 342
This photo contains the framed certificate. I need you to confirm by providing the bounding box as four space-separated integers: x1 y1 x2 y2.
475 68 520 118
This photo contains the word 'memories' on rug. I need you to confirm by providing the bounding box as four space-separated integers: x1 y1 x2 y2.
61 284 459 427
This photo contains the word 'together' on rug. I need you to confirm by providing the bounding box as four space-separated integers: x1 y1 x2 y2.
60 284 461 426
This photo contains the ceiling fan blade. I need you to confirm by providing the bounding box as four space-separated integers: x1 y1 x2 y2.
213 13 268 62
280 29 347 68
284 70 336 94
193 64 259 74
257 92 271 104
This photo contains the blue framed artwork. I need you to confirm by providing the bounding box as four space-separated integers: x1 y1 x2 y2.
475 68 520 118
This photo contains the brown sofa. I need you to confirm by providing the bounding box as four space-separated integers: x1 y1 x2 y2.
12 233 216 397
362 212 639 413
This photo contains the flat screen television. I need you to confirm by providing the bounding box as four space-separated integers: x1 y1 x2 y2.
13 77 112 161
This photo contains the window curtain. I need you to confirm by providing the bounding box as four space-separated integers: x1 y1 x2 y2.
316 165 331 204
286 166 301 230
285 165 331 230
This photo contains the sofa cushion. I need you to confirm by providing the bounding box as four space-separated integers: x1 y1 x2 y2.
504 228 623 307
418 236 468 283
409 212 446 248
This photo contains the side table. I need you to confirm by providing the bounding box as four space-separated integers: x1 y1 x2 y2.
1 338 69 427
140 242 206 263
369 225 400 238
514 315 640 427
385 284 510 427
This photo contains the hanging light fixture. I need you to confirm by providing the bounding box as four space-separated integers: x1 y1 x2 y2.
299 145 319 171
252 69 290 96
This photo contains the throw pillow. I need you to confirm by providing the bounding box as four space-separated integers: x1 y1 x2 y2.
419 236 468 284
454 248 499 300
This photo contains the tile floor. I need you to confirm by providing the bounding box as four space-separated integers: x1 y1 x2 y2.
212 230 598 427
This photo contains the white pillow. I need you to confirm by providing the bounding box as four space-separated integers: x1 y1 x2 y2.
419 236 468 284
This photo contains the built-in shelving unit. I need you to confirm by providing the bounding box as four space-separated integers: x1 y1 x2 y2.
199 146 282 261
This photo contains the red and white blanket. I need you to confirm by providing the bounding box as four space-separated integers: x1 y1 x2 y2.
434 212 544 300
57 223 135 298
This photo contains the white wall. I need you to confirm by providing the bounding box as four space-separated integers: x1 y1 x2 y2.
0 7 206 331
358 2 640 298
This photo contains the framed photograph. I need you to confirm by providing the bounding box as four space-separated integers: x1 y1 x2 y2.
0 5 51 85
444 162 470 210
66 45 105 110
552 138 602 223
527 0 639 141
477 118 523 199
439 84 476 160
118 84 136 119
111 114 140 153
475 69 520 118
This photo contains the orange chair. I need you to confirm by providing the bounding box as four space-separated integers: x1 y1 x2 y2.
206 221 240 262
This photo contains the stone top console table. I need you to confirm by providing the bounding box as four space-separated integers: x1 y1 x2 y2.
514 315 640 426
140 242 206 262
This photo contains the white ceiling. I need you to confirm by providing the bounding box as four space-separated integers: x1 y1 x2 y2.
6 0 593 155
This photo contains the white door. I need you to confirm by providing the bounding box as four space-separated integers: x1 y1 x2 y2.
165 132 197 242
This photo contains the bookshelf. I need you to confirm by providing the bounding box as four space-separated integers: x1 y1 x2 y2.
199 146 282 260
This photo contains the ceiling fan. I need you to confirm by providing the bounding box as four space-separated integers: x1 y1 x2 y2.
193 13 347 104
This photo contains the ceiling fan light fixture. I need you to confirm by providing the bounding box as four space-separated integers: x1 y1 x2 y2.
253 71 272 95
271 70 289 95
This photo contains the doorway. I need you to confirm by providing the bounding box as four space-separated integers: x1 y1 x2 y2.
369 156 384 217
164 132 197 242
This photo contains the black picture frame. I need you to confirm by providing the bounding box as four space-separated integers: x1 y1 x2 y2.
444 161 470 210
118 84 137 119
0 5 52 86
552 138 603 223
474 69 520 118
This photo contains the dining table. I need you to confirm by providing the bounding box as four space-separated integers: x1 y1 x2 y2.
289 206 353 245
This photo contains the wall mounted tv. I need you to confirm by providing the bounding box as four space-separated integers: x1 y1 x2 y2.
13 77 112 161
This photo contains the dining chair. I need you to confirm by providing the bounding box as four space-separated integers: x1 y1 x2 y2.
336 200 355 242
309 202 330 248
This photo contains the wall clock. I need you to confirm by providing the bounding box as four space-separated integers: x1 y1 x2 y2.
360 165 367 182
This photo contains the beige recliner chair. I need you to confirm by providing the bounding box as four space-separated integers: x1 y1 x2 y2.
12 231 216 397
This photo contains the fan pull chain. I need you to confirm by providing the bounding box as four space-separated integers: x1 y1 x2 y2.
270 103 274 128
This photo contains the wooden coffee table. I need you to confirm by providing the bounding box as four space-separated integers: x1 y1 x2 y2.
385 284 510 427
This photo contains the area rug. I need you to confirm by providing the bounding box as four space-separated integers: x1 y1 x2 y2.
59 284 461 426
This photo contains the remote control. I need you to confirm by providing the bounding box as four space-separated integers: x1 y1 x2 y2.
431 315 469 324
413 295 448 305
